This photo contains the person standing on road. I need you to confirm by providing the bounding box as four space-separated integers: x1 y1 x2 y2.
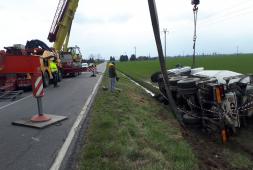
50 57 59 88
108 62 117 92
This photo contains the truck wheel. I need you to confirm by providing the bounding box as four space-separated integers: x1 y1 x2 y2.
177 77 200 89
198 77 217 85
182 113 201 124
43 72 50 87
168 76 188 86
151 72 162 83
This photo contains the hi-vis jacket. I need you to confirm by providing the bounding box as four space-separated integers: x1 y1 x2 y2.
50 61 58 73
108 63 116 78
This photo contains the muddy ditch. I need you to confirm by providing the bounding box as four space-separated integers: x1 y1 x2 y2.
157 93 253 170
122 74 253 169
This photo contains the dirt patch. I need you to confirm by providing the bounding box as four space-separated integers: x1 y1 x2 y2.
153 102 234 169
128 92 148 105
181 124 253 170
230 120 253 157
182 128 230 170
152 93 253 170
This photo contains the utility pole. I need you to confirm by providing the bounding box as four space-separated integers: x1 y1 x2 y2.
163 28 169 58
236 46 239 56
148 0 182 124
134 46 136 58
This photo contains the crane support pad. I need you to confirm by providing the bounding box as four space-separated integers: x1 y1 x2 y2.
0 55 41 74
12 114 67 129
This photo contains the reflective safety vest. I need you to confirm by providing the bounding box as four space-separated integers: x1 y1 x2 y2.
108 63 116 78
50 62 58 73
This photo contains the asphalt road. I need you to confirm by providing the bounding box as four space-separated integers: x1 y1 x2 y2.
0 62 106 170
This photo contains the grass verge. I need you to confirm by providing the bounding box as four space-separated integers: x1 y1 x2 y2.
77 72 198 170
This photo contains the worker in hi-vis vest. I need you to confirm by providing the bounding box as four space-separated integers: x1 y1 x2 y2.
108 62 117 92
50 57 59 88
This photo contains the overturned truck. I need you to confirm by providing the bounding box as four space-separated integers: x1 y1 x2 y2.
151 66 253 136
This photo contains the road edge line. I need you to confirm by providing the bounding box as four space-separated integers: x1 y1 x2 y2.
0 94 32 111
120 72 155 97
50 75 104 170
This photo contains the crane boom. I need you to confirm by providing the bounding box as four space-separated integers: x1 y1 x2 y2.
48 0 79 52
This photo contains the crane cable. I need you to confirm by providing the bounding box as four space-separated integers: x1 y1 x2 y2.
192 4 199 68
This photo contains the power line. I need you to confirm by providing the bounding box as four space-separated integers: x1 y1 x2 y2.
199 1 253 25
201 7 253 25
200 8 253 28
200 0 253 22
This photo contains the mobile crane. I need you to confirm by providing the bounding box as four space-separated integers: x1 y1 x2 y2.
48 0 82 77
0 40 57 91
0 0 83 92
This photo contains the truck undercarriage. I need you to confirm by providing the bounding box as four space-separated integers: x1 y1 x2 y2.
151 66 253 137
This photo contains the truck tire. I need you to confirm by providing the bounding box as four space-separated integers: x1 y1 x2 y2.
74 72 78 77
43 72 50 87
198 77 217 85
182 113 201 124
70 72 77 77
177 77 200 89
168 76 188 86
151 71 162 83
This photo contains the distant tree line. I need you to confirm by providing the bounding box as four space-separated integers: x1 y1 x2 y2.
81 57 95 64
119 55 129 61
82 57 105 64
118 54 157 62
130 54 137 61
110 56 116 61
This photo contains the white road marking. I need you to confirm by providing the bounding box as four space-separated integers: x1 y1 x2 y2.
121 73 155 97
50 74 104 170
0 95 33 111
31 137 40 142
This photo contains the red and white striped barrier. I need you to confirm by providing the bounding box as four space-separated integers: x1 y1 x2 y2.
88 65 97 77
31 73 49 122
87 65 97 73
32 74 45 97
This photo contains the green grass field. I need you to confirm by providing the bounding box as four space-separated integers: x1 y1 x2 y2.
115 54 253 170
78 55 253 169
78 72 198 170
116 54 253 82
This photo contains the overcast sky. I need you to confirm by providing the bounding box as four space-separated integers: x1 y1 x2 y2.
0 0 252 59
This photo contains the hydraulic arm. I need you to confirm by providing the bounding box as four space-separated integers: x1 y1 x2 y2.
48 0 79 52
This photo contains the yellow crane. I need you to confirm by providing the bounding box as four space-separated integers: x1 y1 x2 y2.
48 0 82 77
48 0 79 52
